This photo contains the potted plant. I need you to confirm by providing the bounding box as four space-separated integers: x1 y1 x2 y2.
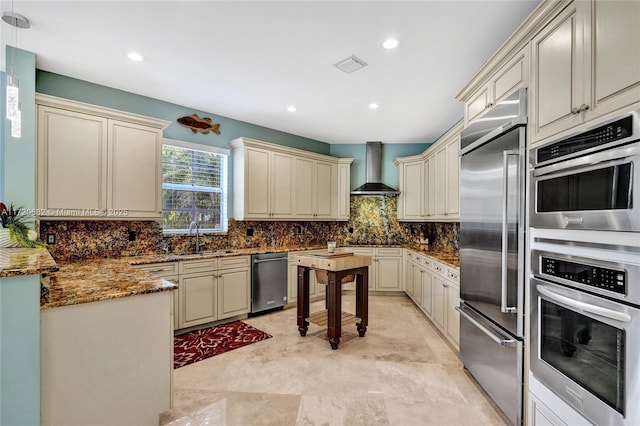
0 202 46 248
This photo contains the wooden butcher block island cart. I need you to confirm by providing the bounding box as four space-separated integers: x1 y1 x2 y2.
293 252 372 349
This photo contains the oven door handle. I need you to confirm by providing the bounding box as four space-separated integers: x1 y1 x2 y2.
455 306 519 347
536 284 632 323
501 150 519 313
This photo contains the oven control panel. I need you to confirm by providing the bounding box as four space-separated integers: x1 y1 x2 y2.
542 256 626 295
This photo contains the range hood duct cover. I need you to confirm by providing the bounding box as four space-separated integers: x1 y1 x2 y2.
351 142 400 195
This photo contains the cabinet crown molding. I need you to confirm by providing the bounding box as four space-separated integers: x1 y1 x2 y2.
35 93 170 129
455 0 571 102
230 137 353 164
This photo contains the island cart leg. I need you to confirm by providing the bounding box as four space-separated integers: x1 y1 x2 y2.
297 266 310 336
356 267 368 337
327 271 342 349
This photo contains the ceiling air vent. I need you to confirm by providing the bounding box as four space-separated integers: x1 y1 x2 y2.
333 55 367 74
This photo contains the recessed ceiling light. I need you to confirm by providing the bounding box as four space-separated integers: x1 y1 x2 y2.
383 38 399 50
127 52 144 62
369 103 379 110
286 105 297 112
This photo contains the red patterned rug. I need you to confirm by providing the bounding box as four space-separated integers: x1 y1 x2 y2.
174 321 272 369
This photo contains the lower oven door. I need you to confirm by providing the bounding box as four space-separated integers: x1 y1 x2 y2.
531 278 640 425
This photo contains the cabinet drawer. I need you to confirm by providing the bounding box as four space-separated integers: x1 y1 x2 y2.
420 256 433 269
218 255 250 270
432 262 447 277
179 259 217 274
377 247 403 257
134 262 178 277
446 267 459 283
346 247 375 255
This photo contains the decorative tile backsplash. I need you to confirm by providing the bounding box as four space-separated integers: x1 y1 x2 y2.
41 196 459 260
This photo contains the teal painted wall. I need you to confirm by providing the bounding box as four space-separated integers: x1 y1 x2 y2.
36 71 330 155
0 275 41 426
0 46 40 425
330 143 430 190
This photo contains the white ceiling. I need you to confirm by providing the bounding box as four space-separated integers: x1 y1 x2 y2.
1 0 540 144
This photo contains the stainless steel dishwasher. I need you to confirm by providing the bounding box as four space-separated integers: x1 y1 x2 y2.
250 252 288 315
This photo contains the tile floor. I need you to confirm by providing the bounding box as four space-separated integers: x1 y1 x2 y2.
161 294 510 426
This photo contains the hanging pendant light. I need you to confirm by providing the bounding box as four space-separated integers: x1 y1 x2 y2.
2 3 30 138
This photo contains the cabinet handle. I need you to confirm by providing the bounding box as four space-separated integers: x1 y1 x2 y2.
571 106 580 114
579 104 589 112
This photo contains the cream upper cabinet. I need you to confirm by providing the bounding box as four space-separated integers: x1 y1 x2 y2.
109 120 163 217
36 94 169 220
395 122 461 222
531 0 640 144
397 159 426 219
241 148 294 219
231 137 352 221
465 48 529 125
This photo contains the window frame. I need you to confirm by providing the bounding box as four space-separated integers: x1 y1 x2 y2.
162 138 229 234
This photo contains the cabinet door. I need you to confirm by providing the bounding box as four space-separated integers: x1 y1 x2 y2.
405 260 415 297
245 148 271 217
412 262 423 304
531 4 585 142
493 49 528 103
431 275 446 330
217 268 250 319
421 268 433 315
427 156 437 217
402 162 424 218
445 136 460 216
589 0 640 119
109 120 162 217
271 152 294 217
179 273 216 329
37 106 108 212
466 86 492 124
314 161 334 218
336 162 351 220
435 147 447 216
446 283 460 346
293 157 314 218
376 256 402 291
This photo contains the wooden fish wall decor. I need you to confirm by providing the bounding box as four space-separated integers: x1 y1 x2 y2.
177 114 221 135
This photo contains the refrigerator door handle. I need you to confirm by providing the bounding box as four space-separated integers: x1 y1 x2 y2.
456 306 519 347
501 150 520 314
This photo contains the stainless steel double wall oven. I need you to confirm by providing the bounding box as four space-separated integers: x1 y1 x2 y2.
530 108 640 426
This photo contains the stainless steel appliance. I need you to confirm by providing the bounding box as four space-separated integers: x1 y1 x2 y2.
250 252 288 315
530 232 640 425
531 109 640 231
457 88 527 425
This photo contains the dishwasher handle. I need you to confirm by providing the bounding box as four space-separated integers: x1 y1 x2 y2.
253 257 288 264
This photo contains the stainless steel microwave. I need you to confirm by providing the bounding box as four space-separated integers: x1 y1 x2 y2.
531 110 640 232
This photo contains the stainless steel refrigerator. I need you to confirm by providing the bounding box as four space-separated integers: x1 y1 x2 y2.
457 88 527 425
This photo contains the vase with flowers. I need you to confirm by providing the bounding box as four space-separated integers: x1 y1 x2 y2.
0 202 46 248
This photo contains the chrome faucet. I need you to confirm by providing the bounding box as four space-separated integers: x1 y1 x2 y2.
188 221 201 252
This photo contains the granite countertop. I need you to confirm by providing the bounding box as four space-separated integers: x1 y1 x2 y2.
405 246 460 269
0 248 59 278
41 257 177 310
43 243 458 310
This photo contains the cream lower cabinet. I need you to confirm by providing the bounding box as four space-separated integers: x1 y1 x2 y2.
231 137 352 221
343 247 403 292
404 249 459 348
531 0 640 145
133 262 179 330
36 94 169 219
287 250 325 305
176 256 250 330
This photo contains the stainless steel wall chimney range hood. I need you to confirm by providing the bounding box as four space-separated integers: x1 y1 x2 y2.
351 142 400 195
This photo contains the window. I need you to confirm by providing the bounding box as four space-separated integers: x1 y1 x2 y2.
162 139 228 233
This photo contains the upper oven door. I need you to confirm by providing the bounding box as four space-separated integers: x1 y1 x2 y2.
530 278 640 426
531 141 639 231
